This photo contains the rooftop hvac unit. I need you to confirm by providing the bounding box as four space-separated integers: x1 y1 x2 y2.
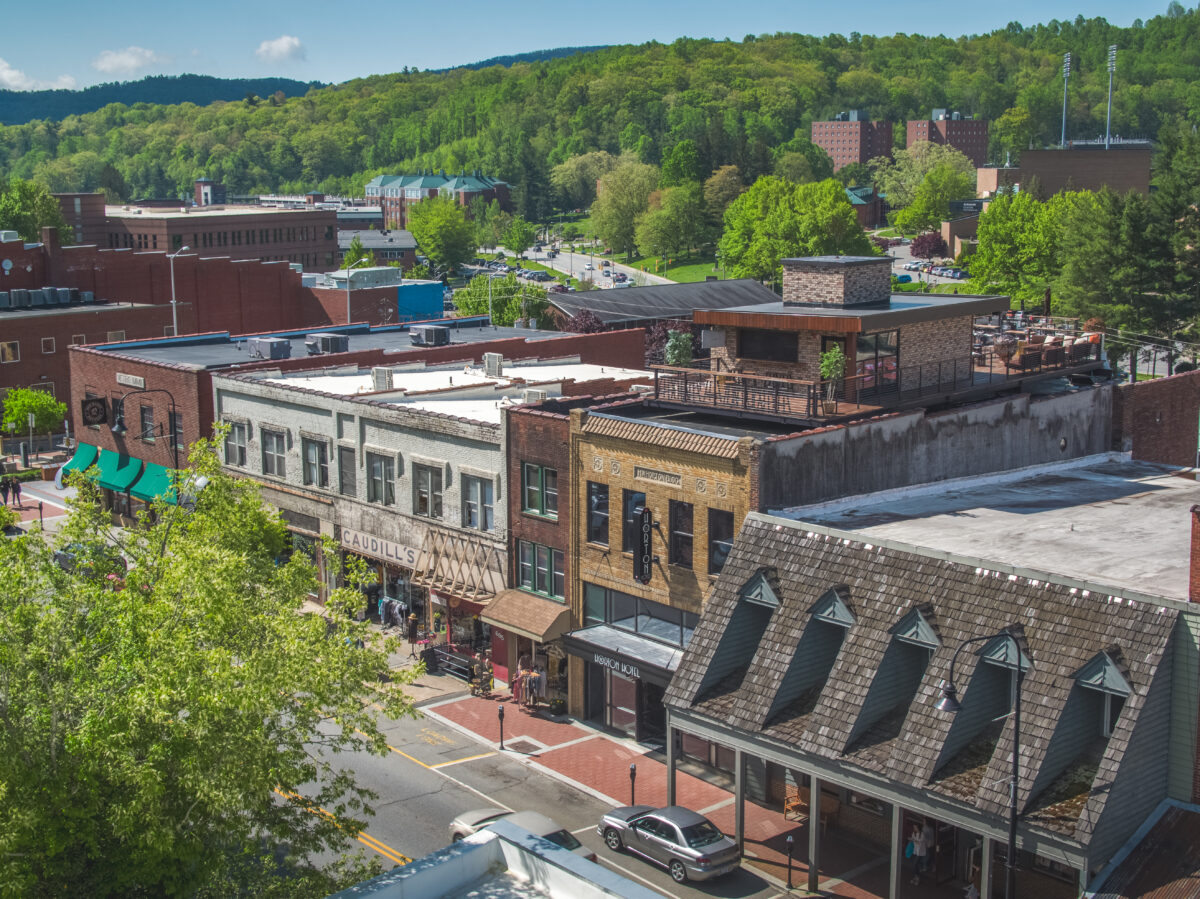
409 325 450 347
10 289 28 308
523 388 548 404
29 288 46 307
483 352 504 377
371 366 394 391
0 291 9 309
81 290 95 304
57 288 71 304
305 332 350 355
247 337 292 360
69 287 80 303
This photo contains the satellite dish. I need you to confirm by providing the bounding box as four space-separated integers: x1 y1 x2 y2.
1 259 12 272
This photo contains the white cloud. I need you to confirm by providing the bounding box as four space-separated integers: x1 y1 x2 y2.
0 58 75 91
91 46 167 75
256 35 306 64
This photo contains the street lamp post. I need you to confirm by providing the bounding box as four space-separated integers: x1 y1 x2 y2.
110 388 181 470
168 246 191 337
345 257 370 325
1105 46 1118 150
1060 52 1072 147
937 631 1023 899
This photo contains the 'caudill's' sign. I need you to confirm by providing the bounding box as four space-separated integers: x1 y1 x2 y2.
340 527 421 568
593 653 640 679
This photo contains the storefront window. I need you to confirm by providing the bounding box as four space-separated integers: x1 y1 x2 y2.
583 583 698 648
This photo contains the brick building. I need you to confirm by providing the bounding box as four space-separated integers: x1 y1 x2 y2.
976 145 1152 198
103 203 338 271
364 171 510 231
337 229 418 268
908 110 989 167
811 112 894 172
54 192 107 246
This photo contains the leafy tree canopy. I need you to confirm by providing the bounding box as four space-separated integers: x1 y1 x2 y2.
343 234 376 269
501 214 538 257
869 142 974 210
1 387 68 435
452 273 549 327
635 183 708 260
550 151 618 209
718 176 874 282
703 165 745 225
660 140 703 187
0 176 67 242
592 157 659 256
910 231 950 259
892 162 976 233
0 438 417 897
407 195 476 274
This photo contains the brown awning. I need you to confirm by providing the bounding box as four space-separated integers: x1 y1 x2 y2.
482 589 572 644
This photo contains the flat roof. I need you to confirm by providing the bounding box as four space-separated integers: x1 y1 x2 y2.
620 403 807 439
96 320 569 370
549 278 777 324
105 204 332 220
695 292 1007 330
263 359 651 424
774 456 1200 602
0 300 155 320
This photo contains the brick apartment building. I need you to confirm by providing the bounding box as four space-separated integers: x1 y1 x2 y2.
364 171 510 230
0 230 423 401
55 192 108 246
976 144 1152 198
908 110 989 167
811 112 894 172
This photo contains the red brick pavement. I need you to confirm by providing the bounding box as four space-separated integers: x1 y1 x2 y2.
430 695 590 748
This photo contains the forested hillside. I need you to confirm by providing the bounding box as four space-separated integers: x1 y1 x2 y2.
1 8 1197 217
0 75 322 127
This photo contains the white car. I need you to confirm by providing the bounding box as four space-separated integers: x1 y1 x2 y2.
449 808 596 861
584 262 594 270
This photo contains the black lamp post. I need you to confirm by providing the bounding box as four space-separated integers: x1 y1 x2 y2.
111 388 180 470
629 763 637 805
497 704 505 751
937 630 1023 899
785 834 794 889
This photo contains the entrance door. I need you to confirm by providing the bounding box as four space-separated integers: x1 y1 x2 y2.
641 681 666 744
586 664 605 725
607 671 639 738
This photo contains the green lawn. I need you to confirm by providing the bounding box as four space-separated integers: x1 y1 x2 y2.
625 252 721 283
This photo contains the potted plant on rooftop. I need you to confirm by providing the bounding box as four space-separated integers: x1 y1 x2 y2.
820 342 846 415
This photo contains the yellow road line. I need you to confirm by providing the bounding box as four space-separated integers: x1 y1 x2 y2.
274 788 411 866
430 751 496 769
355 727 433 769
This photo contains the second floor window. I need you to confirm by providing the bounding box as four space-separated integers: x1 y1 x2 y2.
462 475 494 531
413 463 443 518
139 405 155 441
519 540 565 599
587 482 609 545
338 446 356 496
708 508 735 575
170 412 184 450
302 438 328 488
669 500 693 568
224 422 247 467
366 452 394 505
262 430 286 477
522 463 558 518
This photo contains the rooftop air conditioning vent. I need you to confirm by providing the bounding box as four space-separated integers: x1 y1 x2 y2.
248 337 292 360
371 366 394 391
305 332 349 355
483 352 504 378
523 388 548 404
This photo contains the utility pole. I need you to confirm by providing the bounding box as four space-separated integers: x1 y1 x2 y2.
1060 52 1072 147
1105 45 1117 150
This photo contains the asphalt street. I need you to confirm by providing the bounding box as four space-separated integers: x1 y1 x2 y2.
305 708 785 899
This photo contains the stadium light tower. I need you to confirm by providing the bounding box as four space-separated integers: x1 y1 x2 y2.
1105 45 1118 149
1060 52 1072 147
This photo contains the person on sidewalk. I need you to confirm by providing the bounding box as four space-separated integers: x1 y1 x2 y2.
909 823 930 885
0 478 9 507
11 478 21 509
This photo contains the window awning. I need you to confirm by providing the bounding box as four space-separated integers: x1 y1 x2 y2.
482 589 571 644
59 442 98 476
129 462 178 504
562 624 684 687
94 449 143 493
410 527 504 602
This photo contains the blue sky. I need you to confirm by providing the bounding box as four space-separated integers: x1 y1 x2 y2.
1 0 1175 90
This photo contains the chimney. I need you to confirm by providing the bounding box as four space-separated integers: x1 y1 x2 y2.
1190 505 1200 602
781 256 892 308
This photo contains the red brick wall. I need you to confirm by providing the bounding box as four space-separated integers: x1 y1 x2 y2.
507 407 572 595
68 346 209 470
1190 506 1200 604
1020 148 1151 197
1111 369 1200 466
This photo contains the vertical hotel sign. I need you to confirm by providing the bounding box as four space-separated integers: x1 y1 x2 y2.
633 506 653 584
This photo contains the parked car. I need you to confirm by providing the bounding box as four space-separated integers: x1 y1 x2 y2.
895 274 912 283
549 284 569 293
450 809 596 861
903 261 919 271
614 273 628 282
958 269 971 279
598 805 740 884
584 262 594 270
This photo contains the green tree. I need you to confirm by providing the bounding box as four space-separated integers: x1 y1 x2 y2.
635 183 708 260
0 177 68 243
664 329 694 366
407 195 476 274
549 151 618 208
592 157 659 257
718 177 873 282
869 142 974 211
501 215 538 258
892 163 975 233
660 140 703 188
0 438 418 897
993 106 1036 161
835 162 873 187
1 387 68 436
703 165 745 227
342 234 376 269
770 134 834 184
452 273 548 327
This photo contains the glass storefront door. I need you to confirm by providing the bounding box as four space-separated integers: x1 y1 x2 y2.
607 671 639 738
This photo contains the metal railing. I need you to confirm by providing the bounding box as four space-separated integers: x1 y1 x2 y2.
651 342 1103 421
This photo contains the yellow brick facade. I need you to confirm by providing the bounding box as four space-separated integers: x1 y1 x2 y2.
566 409 757 717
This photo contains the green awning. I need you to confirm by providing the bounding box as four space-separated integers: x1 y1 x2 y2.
129 462 178 504
94 449 143 493
59 442 98 476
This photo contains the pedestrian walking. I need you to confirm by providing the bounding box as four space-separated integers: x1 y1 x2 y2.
0 477 9 507
11 477 22 509
909 822 930 885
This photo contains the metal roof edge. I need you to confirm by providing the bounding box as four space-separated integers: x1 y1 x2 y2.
746 511 1189 613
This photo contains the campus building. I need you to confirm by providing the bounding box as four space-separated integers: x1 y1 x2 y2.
976 144 1153 198
811 111 894 172
908 110 989 167
364 171 510 230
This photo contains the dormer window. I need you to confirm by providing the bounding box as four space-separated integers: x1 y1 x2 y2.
1072 651 1132 737
811 587 854 628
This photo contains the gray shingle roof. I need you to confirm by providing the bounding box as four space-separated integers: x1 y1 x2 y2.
666 513 1180 844
549 279 779 325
